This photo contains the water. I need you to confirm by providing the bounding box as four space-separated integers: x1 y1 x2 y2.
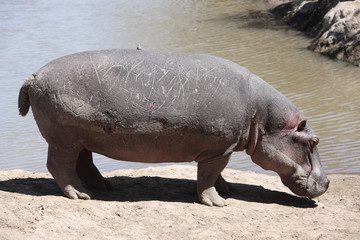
1 0 359 174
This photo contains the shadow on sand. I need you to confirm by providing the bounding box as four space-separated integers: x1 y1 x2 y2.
0 175 316 208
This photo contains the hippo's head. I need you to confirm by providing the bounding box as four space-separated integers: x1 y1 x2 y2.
249 112 329 199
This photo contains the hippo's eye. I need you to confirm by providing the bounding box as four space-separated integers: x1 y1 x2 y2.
296 119 307 132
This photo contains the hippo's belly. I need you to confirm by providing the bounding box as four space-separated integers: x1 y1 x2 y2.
78 126 233 163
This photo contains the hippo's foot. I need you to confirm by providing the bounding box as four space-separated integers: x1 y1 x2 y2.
63 183 92 200
197 155 230 207
76 149 112 190
47 145 93 200
200 187 227 207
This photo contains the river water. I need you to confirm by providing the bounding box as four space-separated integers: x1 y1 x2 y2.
1 0 359 174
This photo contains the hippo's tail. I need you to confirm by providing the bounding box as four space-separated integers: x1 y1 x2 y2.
18 75 34 116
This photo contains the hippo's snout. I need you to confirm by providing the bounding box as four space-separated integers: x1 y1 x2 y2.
304 148 329 199
279 151 329 199
305 173 329 199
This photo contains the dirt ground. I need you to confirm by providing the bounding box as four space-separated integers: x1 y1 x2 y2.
0 165 359 240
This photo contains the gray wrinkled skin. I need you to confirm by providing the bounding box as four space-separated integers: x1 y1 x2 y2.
18 49 329 206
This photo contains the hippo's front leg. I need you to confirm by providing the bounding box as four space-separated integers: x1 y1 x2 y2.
47 145 92 200
197 155 230 207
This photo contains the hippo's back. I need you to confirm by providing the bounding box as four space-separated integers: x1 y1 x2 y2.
28 49 251 140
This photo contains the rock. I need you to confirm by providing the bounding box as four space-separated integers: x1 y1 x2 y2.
309 1 360 65
271 0 360 66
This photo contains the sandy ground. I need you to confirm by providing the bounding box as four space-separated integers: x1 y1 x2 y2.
0 165 359 240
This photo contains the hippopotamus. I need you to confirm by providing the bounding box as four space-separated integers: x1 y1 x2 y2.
18 49 329 206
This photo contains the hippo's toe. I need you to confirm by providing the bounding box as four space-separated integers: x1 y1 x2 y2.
63 184 92 200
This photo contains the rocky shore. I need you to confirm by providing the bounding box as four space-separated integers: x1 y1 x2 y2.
270 0 360 65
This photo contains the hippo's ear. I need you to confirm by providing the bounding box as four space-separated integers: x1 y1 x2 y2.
296 119 307 132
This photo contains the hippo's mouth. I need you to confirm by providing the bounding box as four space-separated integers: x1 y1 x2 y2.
305 153 314 198
282 164 329 199
304 153 329 199
280 155 313 198
304 172 329 199
280 173 307 197
304 153 316 198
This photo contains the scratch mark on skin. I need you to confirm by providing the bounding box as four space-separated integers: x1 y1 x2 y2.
134 73 141 83
182 76 190 95
150 88 163 99
155 65 169 84
198 66 219 85
147 65 158 99
105 67 119 91
107 63 126 91
167 75 177 88
164 79 176 98
124 60 144 88
107 58 144 92
102 57 124 78
133 102 146 111
156 71 168 83
92 62 102 84
77 63 87 84
103 64 118 77
177 64 191 100
142 95 150 103
153 100 166 113
167 96 178 110
121 62 131 87
212 77 222 96
177 65 183 99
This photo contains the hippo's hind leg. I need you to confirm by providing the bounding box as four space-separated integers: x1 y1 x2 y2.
47 144 92 200
197 154 230 207
215 173 232 194
76 149 112 190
